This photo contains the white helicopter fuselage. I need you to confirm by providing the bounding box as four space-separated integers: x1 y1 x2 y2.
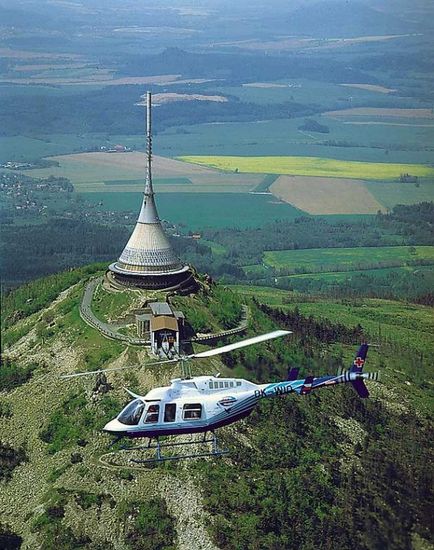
103 375 263 438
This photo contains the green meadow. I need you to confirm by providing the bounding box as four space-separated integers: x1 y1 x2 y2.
263 246 434 272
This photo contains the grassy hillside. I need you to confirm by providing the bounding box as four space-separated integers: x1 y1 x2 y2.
231 284 434 360
0 268 433 549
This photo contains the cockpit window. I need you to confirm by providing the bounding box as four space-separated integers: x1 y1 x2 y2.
118 399 145 426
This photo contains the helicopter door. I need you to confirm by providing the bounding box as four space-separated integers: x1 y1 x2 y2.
164 403 176 422
144 404 160 423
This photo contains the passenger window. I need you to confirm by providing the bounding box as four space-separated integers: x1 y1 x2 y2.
164 403 176 422
236 381 242 386
219 382 224 388
183 403 202 420
224 381 229 388
229 381 234 388
209 381 214 389
145 404 160 423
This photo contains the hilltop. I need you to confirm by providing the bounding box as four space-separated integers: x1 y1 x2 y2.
0 266 433 549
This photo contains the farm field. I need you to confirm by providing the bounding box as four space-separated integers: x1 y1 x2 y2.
219 33 412 53
232 285 434 357
180 155 434 180
160 117 434 164
263 246 434 272
222 78 407 107
2 102 433 167
24 152 263 193
103 177 192 186
365 180 434 209
324 107 434 119
81 192 306 229
270 175 384 214
288 265 434 282
0 132 152 164
339 83 397 94
0 73 197 86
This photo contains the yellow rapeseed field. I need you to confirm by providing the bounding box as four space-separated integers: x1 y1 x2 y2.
179 155 434 180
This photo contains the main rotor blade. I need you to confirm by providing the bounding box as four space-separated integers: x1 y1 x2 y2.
191 329 291 359
61 358 179 379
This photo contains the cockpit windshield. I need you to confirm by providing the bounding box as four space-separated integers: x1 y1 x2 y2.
118 399 145 426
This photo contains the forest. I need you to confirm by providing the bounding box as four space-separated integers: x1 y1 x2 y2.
0 84 317 138
2 203 433 305
205 203 434 264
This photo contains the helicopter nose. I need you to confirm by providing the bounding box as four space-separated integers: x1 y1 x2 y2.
103 418 126 434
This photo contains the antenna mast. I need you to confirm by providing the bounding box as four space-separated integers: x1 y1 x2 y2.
145 91 153 196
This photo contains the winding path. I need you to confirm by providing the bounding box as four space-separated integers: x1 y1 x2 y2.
80 277 148 345
80 278 249 346
191 305 249 342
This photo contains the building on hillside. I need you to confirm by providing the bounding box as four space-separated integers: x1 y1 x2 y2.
107 92 196 292
135 301 185 356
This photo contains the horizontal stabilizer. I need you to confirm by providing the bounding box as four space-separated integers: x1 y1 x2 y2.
287 367 300 381
351 379 369 398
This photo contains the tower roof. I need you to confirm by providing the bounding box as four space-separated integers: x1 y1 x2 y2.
110 92 189 278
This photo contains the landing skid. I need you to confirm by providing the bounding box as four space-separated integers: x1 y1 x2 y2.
99 432 229 469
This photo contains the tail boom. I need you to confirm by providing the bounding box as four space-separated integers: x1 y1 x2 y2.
256 344 378 399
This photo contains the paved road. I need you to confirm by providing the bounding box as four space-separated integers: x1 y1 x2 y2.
192 305 249 342
80 277 148 345
80 278 249 346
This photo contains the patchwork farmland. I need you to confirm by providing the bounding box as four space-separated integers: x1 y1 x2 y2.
25 152 264 193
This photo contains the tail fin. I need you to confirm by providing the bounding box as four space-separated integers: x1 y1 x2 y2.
350 343 369 374
350 372 380 398
350 343 369 397
351 379 369 398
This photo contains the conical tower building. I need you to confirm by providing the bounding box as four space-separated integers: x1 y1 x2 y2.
108 92 195 291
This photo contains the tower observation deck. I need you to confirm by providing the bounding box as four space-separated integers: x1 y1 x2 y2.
108 92 195 291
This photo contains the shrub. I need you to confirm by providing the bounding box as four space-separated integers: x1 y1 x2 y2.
0 356 37 391
121 498 176 550
0 441 27 481
0 523 23 549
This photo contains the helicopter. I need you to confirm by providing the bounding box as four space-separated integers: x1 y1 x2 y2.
62 331 379 464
